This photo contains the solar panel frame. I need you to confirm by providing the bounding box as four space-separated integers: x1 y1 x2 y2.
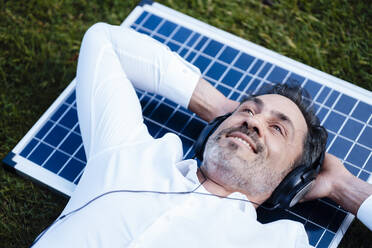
3 1 371 247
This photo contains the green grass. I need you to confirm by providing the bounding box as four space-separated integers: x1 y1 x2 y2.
0 0 371 247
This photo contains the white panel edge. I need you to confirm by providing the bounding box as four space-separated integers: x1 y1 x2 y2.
12 155 75 196
330 213 354 248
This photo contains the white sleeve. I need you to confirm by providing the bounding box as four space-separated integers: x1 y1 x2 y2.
357 194 372 230
99 23 201 108
76 23 200 158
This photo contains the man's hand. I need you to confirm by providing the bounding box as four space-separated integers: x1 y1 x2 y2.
302 153 372 215
301 153 348 202
188 78 240 122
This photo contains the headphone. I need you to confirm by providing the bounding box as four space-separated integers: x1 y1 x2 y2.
193 113 325 210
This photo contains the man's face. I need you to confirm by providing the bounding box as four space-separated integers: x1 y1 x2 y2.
202 94 308 200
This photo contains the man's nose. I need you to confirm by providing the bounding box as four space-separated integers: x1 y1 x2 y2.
243 115 263 138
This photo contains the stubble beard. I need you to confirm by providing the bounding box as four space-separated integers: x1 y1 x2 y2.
202 127 283 196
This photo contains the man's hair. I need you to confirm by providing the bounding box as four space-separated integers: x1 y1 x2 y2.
241 83 328 170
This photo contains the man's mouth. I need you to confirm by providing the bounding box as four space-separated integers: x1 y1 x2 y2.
226 132 257 153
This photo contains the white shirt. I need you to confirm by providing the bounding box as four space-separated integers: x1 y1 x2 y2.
33 23 371 248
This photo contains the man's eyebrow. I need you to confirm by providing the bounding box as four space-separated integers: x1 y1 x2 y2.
272 111 294 134
241 97 263 110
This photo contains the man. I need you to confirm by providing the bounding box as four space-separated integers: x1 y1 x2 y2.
33 23 372 247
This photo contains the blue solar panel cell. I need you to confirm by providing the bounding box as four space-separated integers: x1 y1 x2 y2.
172 27 192 43
28 143 53 165
221 69 243 88
317 108 329 122
234 53 255 71
258 63 272 78
358 127 372 148
158 20 177 36
186 33 200 47
203 40 223 57
20 138 38 158
346 144 369 166
59 132 82 155
365 157 372 173
186 51 196 62
153 35 165 43
183 118 205 140
340 119 363 140
60 108 78 129
303 80 322 99
326 132 335 150
316 86 331 104
305 222 325 246
165 111 189 132
351 101 372 122
51 104 68 121
266 66 288 84
249 59 263 75
247 78 261 93
44 125 69 147
193 55 211 73
75 146 87 162
150 104 174 124
359 171 370 181
218 46 239 64
324 90 340 107
206 61 227 81
237 75 252 92
35 121 53 139
179 136 194 155
317 231 335 247
179 48 188 57
142 99 158 116
194 36 208 50
134 11 148 25
334 94 357 115
166 41 180 52
60 158 84 182
308 201 336 228
230 92 240 100
66 91 75 104
329 137 352 159
143 119 161 137
43 151 69 173
143 14 162 31
323 112 346 133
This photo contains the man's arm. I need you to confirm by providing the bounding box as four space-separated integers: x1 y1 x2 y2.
188 78 239 122
302 153 372 229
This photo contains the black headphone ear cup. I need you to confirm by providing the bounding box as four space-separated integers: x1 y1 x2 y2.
262 165 308 209
194 113 231 161
262 151 324 209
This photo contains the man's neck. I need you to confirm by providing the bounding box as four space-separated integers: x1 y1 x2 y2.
196 169 268 208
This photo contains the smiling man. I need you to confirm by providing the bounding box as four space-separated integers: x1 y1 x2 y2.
32 23 372 248
200 94 309 204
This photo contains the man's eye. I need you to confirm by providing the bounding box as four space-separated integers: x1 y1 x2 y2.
272 125 282 134
243 109 254 116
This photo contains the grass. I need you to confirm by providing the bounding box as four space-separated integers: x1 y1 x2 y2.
0 0 371 247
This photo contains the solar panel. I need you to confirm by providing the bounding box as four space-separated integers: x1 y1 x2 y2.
3 1 371 247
